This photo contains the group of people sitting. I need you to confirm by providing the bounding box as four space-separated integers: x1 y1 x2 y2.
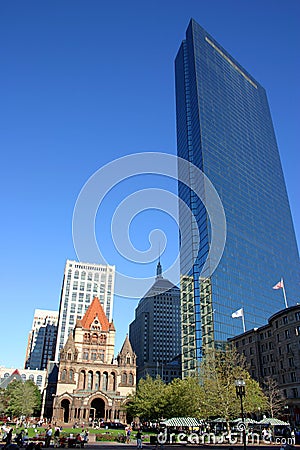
1 425 89 449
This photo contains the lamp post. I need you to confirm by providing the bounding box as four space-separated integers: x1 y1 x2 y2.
235 378 246 450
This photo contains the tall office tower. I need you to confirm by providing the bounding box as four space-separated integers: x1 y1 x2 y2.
129 262 181 383
175 19 300 377
25 309 58 370
54 260 115 360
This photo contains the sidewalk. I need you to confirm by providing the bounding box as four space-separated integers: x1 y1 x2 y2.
83 442 299 449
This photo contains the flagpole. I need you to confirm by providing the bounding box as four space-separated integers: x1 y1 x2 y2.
241 308 246 333
282 278 288 309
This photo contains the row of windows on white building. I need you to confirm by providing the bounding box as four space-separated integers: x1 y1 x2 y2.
2 373 43 385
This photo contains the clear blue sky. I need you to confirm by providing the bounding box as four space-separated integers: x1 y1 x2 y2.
0 0 299 368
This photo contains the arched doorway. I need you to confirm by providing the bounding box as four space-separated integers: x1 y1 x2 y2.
61 399 70 423
91 398 105 420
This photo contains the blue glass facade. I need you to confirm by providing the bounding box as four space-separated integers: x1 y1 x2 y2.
175 19 300 377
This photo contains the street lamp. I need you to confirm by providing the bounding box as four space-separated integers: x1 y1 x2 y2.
235 378 246 450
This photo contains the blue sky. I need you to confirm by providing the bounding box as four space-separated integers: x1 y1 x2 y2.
0 0 299 368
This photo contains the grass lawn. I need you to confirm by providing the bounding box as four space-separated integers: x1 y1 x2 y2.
6 426 155 443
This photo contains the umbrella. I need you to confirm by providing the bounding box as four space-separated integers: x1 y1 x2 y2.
258 418 289 426
161 417 202 427
231 418 256 424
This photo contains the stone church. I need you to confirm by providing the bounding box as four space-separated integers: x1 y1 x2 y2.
52 297 136 425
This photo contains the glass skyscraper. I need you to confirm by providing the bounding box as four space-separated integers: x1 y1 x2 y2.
175 19 300 377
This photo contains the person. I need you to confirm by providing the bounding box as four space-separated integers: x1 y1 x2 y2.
262 428 268 442
136 430 142 449
266 426 273 443
79 430 86 447
35 442 44 450
126 427 132 444
291 429 296 443
26 442 35 450
45 426 53 448
83 430 89 444
15 430 25 447
3 428 13 448
75 433 84 448
53 427 60 448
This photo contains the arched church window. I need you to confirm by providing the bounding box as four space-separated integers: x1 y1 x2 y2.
121 373 127 385
95 371 100 390
103 372 108 391
111 372 116 391
87 371 93 390
99 334 106 344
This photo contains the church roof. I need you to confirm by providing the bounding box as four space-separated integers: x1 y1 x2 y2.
80 297 111 331
65 331 76 349
119 334 134 355
109 320 116 331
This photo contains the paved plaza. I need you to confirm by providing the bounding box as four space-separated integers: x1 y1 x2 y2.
81 442 298 449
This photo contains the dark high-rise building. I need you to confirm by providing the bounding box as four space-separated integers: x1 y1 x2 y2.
129 262 181 383
25 309 58 370
175 19 300 377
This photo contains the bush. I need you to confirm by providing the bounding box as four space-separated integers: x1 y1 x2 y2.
95 434 116 442
116 434 126 443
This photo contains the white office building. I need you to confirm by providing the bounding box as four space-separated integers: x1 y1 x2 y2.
0 367 47 392
54 260 115 360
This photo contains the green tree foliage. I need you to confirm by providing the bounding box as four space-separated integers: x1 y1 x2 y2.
0 388 8 415
199 348 267 426
126 375 168 421
6 380 41 417
165 376 203 418
127 347 267 423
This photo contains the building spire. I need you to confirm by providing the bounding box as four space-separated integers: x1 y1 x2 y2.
156 259 163 279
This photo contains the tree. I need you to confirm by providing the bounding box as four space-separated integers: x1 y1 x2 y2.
6 380 41 417
0 388 8 415
127 348 268 425
263 377 286 418
165 376 203 418
199 347 267 428
127 375 205 421
126 375 168 421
